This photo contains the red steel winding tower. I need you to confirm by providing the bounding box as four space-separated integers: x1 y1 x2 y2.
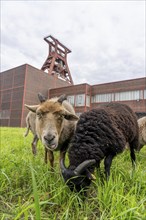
41 35 73 84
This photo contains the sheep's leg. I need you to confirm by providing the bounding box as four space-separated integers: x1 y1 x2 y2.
48 150 54 168
44 149 54 169
31 135 38 155
24 116 30 137
129 137 138 168
130 147 136 168
45 148 48 164
104 154 115 180
24 126 30 137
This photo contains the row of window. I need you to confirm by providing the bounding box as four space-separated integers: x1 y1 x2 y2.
91 90 146 103
67 90 146 106
67 94 90 107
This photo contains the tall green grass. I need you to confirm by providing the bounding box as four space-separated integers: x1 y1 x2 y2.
0 127 146 219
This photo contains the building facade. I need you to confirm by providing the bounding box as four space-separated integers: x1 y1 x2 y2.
1 35 145 127
49 77 146 116
0 64 146 127
0 64 70 127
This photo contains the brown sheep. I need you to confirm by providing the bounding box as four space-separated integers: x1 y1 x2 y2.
24 111 39 155
137 116 146 150
24 93 46 155
25 94 78 169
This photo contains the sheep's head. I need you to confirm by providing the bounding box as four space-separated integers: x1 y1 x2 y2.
25 94 78 151
61 159 96 193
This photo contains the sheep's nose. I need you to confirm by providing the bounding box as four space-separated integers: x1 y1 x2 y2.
44 134 55 143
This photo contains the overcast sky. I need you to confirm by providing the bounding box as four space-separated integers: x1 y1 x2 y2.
1 0 145 85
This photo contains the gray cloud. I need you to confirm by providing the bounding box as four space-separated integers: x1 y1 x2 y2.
1 1 145 85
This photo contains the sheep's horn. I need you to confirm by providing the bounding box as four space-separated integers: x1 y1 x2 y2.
60 159 76 183
38 93 47 103
58 94 67 104
74 159 96 175
60 158 68 174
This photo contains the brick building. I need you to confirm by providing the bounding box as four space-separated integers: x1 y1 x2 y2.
0 63 145 127
49 77 146 116
0 64 70 127
0 35 146 127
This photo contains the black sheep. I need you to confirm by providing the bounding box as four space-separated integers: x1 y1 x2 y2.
61 103 139 193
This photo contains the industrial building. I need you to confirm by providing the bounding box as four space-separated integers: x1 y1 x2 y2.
0 35 146 127
49 77 146 117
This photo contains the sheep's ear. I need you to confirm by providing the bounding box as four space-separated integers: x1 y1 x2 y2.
63 110 79 121
25 104 39 113
58 94 67 104
38 93 47 103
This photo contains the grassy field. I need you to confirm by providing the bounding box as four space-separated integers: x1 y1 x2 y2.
0 127 146 220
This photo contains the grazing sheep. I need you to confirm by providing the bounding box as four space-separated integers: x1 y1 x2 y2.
61 103 139 193
25 94 78 168
137 116 146 151
24 111 39 155
24 93 46 155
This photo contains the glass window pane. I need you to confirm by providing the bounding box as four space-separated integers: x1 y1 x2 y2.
115 90 141 101
86 95 90 107
67 95 75 106
91 93 114 103
75 94 85 106
144 90 146 99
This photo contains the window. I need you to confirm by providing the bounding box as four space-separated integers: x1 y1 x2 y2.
67 95 75 106
115 90 141 101
91 93 114 103
91 90 145 103
86 95 90 107
75 94 85 106
144 90 146 99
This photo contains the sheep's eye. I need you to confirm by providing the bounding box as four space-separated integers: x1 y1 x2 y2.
58 114 63 119
54 113 63 120
36 112 43 119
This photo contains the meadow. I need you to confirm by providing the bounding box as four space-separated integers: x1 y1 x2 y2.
0 127 146 220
